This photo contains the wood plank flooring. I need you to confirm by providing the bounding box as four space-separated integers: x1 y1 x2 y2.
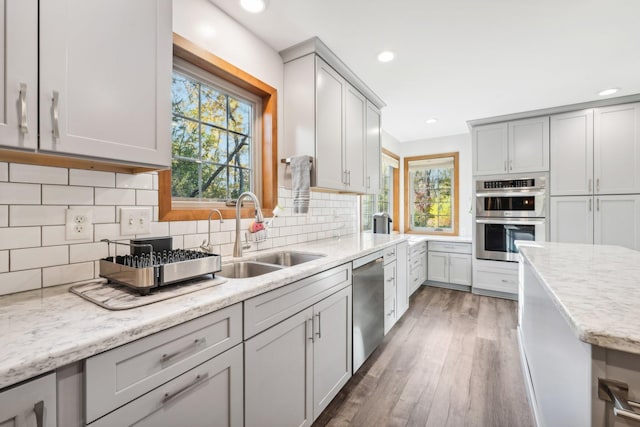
312 287 534 427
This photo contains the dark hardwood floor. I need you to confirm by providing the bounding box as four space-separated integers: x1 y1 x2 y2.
313 286 534 427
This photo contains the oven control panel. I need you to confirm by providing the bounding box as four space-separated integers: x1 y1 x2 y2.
483 178 536 189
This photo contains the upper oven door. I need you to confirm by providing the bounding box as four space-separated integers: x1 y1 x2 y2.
475 190 546 218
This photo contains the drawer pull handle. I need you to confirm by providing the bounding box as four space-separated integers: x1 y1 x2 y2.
34 400 44 427
52 91 60 139
599 378 640 422
385 252 394 258
19 83 28 134
386 277 395 283
161 338 206 364
162 372 209 405
501 279 512 283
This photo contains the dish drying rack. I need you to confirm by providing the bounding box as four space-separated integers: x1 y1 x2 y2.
99 239 222 295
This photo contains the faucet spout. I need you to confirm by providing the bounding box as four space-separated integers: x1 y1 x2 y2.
233 192 264 258
200 209 224 253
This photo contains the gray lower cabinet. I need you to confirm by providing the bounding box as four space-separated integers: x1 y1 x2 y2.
91 344 243 427
0 373 56 427
245 285 352 426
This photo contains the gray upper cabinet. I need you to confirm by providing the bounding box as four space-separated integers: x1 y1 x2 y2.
594 103 640 195
472 117 549 175
0 0 38 151
345 85 366 193
365 102 382 194
38 0 172 168
0 373 56 427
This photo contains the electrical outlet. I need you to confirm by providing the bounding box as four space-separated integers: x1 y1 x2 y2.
120 207 152 235
65 208 93 240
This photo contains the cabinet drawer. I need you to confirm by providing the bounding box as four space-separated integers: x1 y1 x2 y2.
410 255 422 269
428 241 472 254
86 303 242 423
475 268 518 294
384 296 396 334
91 344 244 427
383 245 396 264
244 263 351 339
409 242 426 257
384 263 396 296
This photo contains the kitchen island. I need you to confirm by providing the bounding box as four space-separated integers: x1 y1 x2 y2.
517 241 640 427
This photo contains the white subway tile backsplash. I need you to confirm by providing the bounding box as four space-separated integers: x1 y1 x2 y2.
9 205 67 226
42 225 93 246
0 269 41 295
172 235 184 249
95 223 130 241
83 206 115 224
10 164 68 185
69 169 115 188
146 221 170 238
0 182 41 204
0 163 7 181
43 262 94 287
11 245 68 271
152 174 159 190
183 233 207 250
169 221 197 236
42 185 93 205
0 227 40 250
69 242 108 263
136 189 158 206
0 251 8 272
116 173 153 189
95 188 135 205
0 206 7 227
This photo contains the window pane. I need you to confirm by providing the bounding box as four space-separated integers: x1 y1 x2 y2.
229 167 251 199
172 74 199 120
201 125 227 164
171 158 200 198
228 134 251 168
228 97 251 135
201 163 228 200
200 86 227 127
172 117 199 159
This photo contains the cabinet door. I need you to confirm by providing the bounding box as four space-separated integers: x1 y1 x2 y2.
245 307 313 427
594 195 640 250
384 295 396 335
0 373 56 427
550 196 594 244
508 116 550 173
313 286 352 420
316 58 346 190
92 345 243 427
427 252 449 283
0 0 37 150
345 85 366 192
472 123 508 175
395 242 409 317
39 0 171 167
365 102 382 194
594 103 640 194
550 110 594 196
448 254 471 286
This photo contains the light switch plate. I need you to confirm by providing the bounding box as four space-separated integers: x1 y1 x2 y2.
65 208 93 240
120 207 152 235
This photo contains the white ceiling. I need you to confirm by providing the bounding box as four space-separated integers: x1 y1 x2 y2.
210 0 640 142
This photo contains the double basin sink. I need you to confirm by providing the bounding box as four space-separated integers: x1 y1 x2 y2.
217 251 327 279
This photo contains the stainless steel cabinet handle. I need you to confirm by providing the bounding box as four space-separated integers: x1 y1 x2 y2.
597 198 600 212
588 178 592 193
599 378 640 422
509 159 513 171
347 170 351 185
162 372 209 405
589 199 592 212
160 338 206 365
343 170 347 184
367 176 371 189
315 313 321 338
307 318 314 342
504 160 507 172
34 400 44 427
52 91 60 139
19 83 28 134
596 178 600 193
386 277 394 283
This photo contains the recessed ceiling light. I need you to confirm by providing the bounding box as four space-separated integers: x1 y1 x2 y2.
426 118 438 124
377 51 395 63
240 0 267 13
598 87 620 96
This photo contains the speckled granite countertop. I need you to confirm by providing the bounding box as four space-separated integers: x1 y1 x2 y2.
0 233 407 389
517 241 640 355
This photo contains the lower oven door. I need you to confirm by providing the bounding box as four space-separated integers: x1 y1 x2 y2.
476 218 546 262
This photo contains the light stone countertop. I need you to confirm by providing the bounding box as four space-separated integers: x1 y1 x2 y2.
517 241 640 355
0 233 407 389
403 234 472 244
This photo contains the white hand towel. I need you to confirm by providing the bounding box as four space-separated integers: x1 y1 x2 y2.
291 155 312 214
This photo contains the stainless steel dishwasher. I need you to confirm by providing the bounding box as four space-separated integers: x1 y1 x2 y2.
352 250 385 373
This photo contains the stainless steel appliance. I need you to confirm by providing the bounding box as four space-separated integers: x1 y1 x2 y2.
373 212 392 234
475 174 547 262
352 250 384 372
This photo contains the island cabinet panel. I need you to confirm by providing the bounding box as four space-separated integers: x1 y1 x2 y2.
91 344 243 427
0 373 56 427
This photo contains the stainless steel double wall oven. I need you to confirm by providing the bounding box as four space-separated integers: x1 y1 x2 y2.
475 174 547 262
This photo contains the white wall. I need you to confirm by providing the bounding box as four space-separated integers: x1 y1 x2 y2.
381 130 401 154
398 133 473 237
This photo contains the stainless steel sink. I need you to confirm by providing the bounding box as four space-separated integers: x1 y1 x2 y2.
252 251 327 267
217 261 284 279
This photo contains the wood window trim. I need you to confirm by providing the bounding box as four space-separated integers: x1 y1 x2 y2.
159 33 278 221
382 148 400 232
403 152 459 236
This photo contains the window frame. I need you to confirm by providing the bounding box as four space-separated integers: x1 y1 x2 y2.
159 34 278 221
403 152 459 236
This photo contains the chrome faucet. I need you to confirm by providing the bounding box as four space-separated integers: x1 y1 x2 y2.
233 192 264 257
200 209 224 254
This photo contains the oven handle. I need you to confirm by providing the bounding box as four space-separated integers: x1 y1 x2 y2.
475 190 545 198
475 218 545 225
